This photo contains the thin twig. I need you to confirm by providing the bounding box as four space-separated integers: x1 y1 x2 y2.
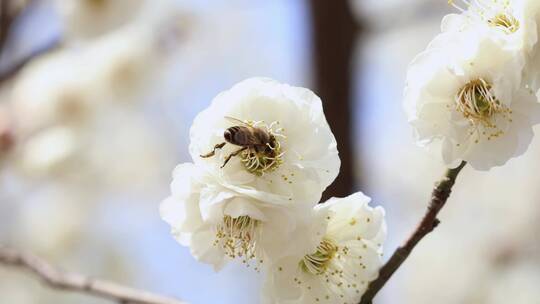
359 161 467 304
0 245 187 304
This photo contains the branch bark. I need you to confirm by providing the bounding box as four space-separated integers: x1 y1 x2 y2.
359 161 467 304
0 246 186 304
0 0 15 54
308 0 359 200
0 0 31 57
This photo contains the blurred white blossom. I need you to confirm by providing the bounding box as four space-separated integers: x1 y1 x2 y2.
17 126 78 175
8 2 189 181
11 50 95 136
262 192 386 304
53 0 146 41
481 261 540 303
14 186 87 252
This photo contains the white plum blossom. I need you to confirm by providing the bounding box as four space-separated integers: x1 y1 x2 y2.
445 0 540 92
189 77 340 205
404 27 540 170
160 163 319 271
162 78 341 271
261 192 386 304
445 0 538 52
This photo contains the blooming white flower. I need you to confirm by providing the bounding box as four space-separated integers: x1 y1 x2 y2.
189 77 340 205
160 163 318 271
444 1 540 94
445 0 538 52
405 28 540 170
261 192 386 304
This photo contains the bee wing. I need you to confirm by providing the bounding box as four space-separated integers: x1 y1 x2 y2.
224 116 250 126
242 129 267 145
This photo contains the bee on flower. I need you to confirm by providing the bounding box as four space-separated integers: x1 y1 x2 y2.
189 77 340 205
161 78 342 270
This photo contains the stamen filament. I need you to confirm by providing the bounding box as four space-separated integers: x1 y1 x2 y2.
214 215 261 262
299 239 339 275
454 78 512 142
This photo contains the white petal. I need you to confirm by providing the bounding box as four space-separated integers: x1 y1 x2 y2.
318 192 386 241
190 227 227 271
160 196 187 229
198 186 235 221
223 196 267 220
261 256 303 302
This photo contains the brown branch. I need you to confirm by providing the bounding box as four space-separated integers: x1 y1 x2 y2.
359 161 467 304
308 0 359 200
0 0 31 55
0 245 187 304
0 0 15 53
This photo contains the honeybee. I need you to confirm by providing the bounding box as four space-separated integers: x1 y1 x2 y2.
200 117 282 169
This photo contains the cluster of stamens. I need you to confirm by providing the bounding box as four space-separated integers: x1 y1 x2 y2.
488 13 520 33
448 0 520 34
288 225 373 302
214 215 261 265
299 238 339 275
241 120 285 176
453 78 512 142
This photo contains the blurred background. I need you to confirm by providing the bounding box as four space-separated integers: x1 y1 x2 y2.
0 0 539 303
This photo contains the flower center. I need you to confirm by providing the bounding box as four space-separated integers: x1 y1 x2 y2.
299 238 339 275
286 232 377 302
448 0 519 34
240 120 285 176
488 13 520 33
214 215 261 263
454 78 511 141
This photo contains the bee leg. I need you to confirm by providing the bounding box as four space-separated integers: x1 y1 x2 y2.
200 142 226 158
221 147 248 168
